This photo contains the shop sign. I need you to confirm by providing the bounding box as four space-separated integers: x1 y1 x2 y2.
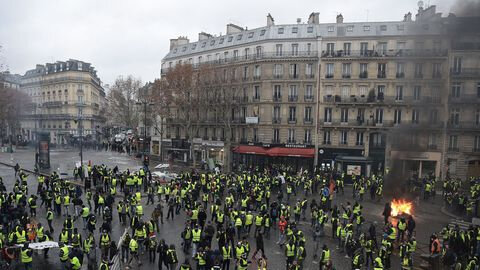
202 141 224 147
245 117 259 124
285 144 307 148
193 138 203 144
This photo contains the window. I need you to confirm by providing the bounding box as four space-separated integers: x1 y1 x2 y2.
273 129 280 142
243 66 248 79
289 106 296 121
474 136 480 151
305 107 312 121
273 106 281 119
307 26 313 33
430 109 438 124
414 63 423 78
394 109 402 124
253 85 260 99
256 46 262 57
449 135 458 150
323 131 331 144
341 108 349 123
414 86 421 101
326 63 334 78
342 63 351 78
340 131 348 145
292 27 298 33
325 86 333 96
363 25 370 31
453 57 462 73
395 86 403 101
359 86 368 97
210 40 215 46
305 85 313 98
378 63 386 78
306 63 313 77
477 83 480 98
228 36 233 42
380 25 387 31
248 32 254 38
378 42 387 55
182 46 187 52
343 43 351 55
253 128 258 142
397 24 405 31
476 109 480 125
324 108 332 123
244 48 250 59
356 132 364 145
326 43 335 54
450 108 460 125
202 42 206 48
360 42 368 56
411 109 419 124
451 83 461 98
289 64 299 78
288 129 295 143
341 86 350 98
396 62 405 77
254 65 261 78
291 44 299 56
360 63 368 78
377 85 385 99
289 85 298 97
233 50 239 60
219 38 224 44
260 29 266 36
375 108 383 124
347 25 353 32
192 44 197 50
433 63 442 78
237 34 243 40
241 128 246 141
307 43 312 54
327 26 334 32
304 129 311 143
278 28 284 34
274 64 283 77
276 44 283 56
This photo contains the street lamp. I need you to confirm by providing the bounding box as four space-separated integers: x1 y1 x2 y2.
73 117 83 174
136 101 154 161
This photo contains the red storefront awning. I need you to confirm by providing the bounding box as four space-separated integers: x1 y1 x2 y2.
267 147 315 158
233 145 268 155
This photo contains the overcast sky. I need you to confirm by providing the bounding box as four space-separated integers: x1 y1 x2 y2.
0 0 457 85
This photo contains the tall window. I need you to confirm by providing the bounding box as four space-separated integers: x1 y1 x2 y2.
305 107 312 121
450 108 460 125
253 86 260 99
411 109 419 124
256 46 262 57
243 66 248 79
340 131 348 145
341 108 349 123
396 62 405 77
475 136 480 151
449 135 458 150
453 57 462 73
233 50 239 60
326 63 334 78
254 65 261 78
356 132 364 145
414 63 423 78
289 85 298 98
288 129 295 143
343 43 351 56
253 128 258 142
306 63 313 77
394 109 402 124
276 44 283 56
324 108 332 123
244 48 250 59
378 63 386 78
342 63 351 78
413 86 421 101
274 64 283 77
360 63 368 78
289 106 296 121
395 86 403 101
307 43 312 54
375 108 383 124
341 86 350 98
360 42 368 56
273 106 281 119
304 129 311 143
273 85 281 99
378 42 387 55
451 83 461 98
433 63 442 78
476 109 480 126
305 85 313 98
290 64 299 78
291 44 299 56
323 131 331 144
273 129 280 143
430 109 438 124
326 43 335 55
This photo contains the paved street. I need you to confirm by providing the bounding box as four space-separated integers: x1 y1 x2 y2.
0 148 453 270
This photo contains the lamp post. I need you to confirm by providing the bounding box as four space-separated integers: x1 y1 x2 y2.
74 117 83 169
136 101 154 160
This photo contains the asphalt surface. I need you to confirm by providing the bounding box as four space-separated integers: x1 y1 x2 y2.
0 148 453 270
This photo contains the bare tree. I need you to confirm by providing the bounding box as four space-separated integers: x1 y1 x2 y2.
106 75 142 128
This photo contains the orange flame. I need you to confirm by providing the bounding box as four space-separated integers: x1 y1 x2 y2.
391 199 413 217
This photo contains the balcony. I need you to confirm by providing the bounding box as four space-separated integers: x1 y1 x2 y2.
305 74 315 79
377 72 386 79
323 141 331 145
288 95 298 102
325 74 334 79
396 72 405 78
304 95 314 102
432 72 442 79
414 73 423 79
450 68 480 78
448 147 459 152
272 118 281 124
447 121 480 130
253 75 261 81
342 74 351 79
43 101 63 108
242 77 249 82
304 118 313 124
287 140 296 144
252 96 261 102
321 49 448 58
289 74 299 79
288 118 297 124
273 74 283 79
359 72 368 79
428 144 438 150
448 94 480 104
273 95 282 102
76 101 87 106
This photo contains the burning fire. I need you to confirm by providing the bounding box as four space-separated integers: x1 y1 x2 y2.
391 199 413 217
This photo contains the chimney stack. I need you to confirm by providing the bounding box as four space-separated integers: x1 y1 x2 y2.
336 14 344 24
198 32 213 41
226 23 244 34
267 13 275 26
404 12 412 22
308 12 320 24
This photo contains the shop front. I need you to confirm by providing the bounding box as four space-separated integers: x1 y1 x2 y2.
317 147 365 172
232 143 314 172
388 150 442 179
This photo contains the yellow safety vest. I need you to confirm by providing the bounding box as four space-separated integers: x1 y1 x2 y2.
21 248 32 263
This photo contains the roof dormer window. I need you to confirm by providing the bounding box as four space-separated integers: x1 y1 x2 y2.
219 38 224 44
292 27 298 33
228 36 233 42
248 32 254 38
363 25 370 31
237 34 243 40
260 29 266 36
202 42 206 47
278 28 284 34
327 26 334 32
210 40 215 46
192 44 197 50
307 26 313 33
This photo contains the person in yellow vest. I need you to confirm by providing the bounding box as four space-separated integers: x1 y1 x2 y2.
69 253 82 270
192 225 202 258
99 257 112 270
21 243 33 270
401 253 413 270
237 253 249 270
373 256 384 270
257 256 268 270
222 242 232 270
59 243 70 270
46 207 54 232
129 236 141 267
397 217 407 242
179 258 192 270
99 230 111 259
63 194 71 217
15 227 27 245
319 245 330 270
285 239 296 269
195 247 207 270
